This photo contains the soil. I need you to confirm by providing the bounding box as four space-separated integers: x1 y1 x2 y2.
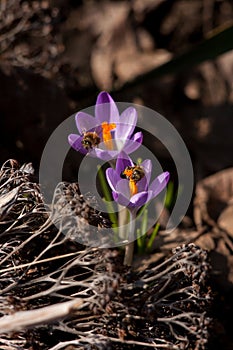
0 1 233 349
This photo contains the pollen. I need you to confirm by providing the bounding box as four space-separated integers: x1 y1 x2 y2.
101 122 116 150
122 167 138 196
123 168 134 178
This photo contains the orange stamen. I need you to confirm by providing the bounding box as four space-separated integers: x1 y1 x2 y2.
101 122 116 150
129 179 138 196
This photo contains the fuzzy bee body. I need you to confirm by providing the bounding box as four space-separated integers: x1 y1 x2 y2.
81 131 101 150
121 165 145 183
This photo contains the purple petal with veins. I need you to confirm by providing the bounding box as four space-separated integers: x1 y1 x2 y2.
141 159 152 181
106 168 119 191
116 179 131 198
95 91 120 124
112 191 131 207
129 191 150 208
137 159 152 192
115 107 137 140
68 134 88 154
137 176 148 193
75 112 97 134
123 131 143 154
115 152 134 175
149 171 170 197
91 148 119 161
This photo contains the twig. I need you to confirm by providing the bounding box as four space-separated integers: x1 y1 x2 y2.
0 251 82 274
0 299 83 333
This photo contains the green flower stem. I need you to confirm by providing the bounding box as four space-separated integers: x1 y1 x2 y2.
137 208 148 255
118 205 129 239
97 165 118 227
123 210 136 266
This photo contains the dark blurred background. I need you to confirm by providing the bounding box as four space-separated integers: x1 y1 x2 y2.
1 1 233 348
0 0 233 179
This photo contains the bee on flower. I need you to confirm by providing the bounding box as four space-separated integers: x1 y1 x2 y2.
106 152 170 212
68 92 143 161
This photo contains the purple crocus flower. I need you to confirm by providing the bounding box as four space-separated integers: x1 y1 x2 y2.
68 91 143 161
106 152 170 212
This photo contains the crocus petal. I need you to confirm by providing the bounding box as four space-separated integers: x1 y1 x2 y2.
106 168 119 191
95 91 120 124
115 107 137 140
112 179 131 207
91 148 119 161
123 131 143 154
75 112 97 134
137 176 148 193
112 191 131 207
141 159 152 182
149 171 170 198
137 159 152 192
129 191 150 208
116 151 134 175
115 178 131 199
68 134 88 154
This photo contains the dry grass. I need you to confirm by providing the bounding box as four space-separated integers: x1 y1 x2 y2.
0 160 211 349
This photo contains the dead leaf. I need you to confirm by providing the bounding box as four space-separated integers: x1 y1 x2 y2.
195 233 215 251
89 1 171 89
194 168 233 230
218 204 233 238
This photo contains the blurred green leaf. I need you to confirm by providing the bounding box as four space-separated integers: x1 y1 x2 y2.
118 23 233 91
136 208 148 255
164 181 176 210
147 223 160 253
97 165 118 228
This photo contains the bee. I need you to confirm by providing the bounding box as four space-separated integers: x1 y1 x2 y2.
81 131 101 150
121 165 145 182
